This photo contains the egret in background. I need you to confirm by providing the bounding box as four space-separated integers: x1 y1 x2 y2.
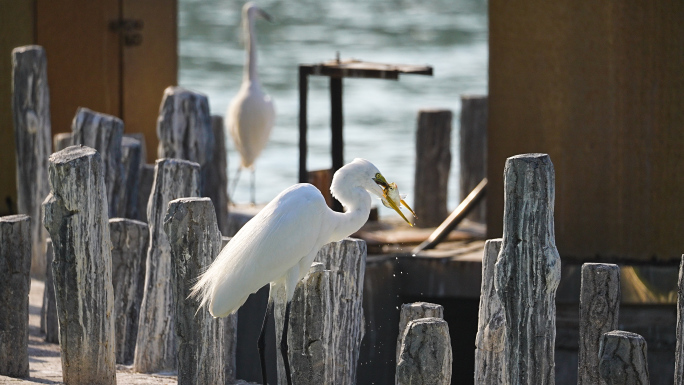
191 158 415 385
228 2 276 205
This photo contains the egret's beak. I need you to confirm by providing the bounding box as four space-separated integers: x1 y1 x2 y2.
382 191 414 227
257 8 273 22
373 174 415 227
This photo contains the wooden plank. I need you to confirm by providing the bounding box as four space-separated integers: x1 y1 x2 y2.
303 59 433 79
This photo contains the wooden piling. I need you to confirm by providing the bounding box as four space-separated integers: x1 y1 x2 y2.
578 263 620 385
414 109 452 227
0 214 31 378
42 146 116 385
120 137 143 220
397 302 444 364
11 45 51 278
53 132 72 152
396 317 453 385
110 218 149 365
599 331 650 385
203 115 229 234
494 153 561 385
164 197 226 385
133 158 200 373
71 107 125 218
677 254 684 385
220 236 238 383
475 238 505 385
41 238 59 344
137 164 155 223
459 95 487 223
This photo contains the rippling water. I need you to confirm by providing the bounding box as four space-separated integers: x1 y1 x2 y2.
179 0 488 213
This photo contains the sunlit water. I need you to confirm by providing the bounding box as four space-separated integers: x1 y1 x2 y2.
179 0 488 216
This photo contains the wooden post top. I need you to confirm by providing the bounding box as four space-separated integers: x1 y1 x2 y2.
300 58 433 79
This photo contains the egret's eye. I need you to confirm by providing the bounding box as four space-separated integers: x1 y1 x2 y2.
372 173 389 188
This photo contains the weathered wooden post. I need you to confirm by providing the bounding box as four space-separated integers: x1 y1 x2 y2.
0 215 31 378
110 218 149 365
397 302 444 363
53 132 73 152
203 115 229 233
578 263 621 385
12 45 51 278
460 95 487 223
599 331 650 384
414 109 452 227
41 239 59 343
164 197 226 384
475 238 505 385
71 107 125 218
221 236 238 383
396 317 453 385
677 254 684 385
137 164 155 223
494 153 561 385
120 136 143 220
133 158 200 373
42 146 116 384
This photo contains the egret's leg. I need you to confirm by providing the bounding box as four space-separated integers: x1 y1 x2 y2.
258 296 274 385
280 301 293 385
250 168 256 205
229 165 242 202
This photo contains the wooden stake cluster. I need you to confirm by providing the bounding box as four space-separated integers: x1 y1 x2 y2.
459 95 488 223
164 197 226 384
494 153 561 385
413 109 452 227
133 158 200 373
475 238 505 385
203 115 229 233
0 214 31 378
578 263 620 385
396 317 453 385
397 302 444 363
11 45 51 278
42 146 116 385
40 238 59 343
110 218 149 365
599 331 649 384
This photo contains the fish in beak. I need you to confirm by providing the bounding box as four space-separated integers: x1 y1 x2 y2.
372 174 415 226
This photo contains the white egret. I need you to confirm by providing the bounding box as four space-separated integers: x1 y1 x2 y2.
227 2 276 204
191 158 414 385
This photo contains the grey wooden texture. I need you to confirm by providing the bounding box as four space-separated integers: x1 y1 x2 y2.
137 164 155 222
220 236 238 383
0 214 31 378
40 238 59 343
396 317 453 385
494 153 561 385
133 158 200 373
164 197 226 385
677 254 684 385
203 115 229 234
124 133 147 165
53 132 72 152
459 95 488 223
71 107 124 218
42 146 116 384
11 45 51 278
578 263 621 385
110 218 149 365
397 302 444 364
599 330 650 385
414 109 452 227
274 238 367 385
475 238 505 385
120 137 143 220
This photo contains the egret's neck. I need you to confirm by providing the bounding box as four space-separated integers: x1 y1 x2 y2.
244 14 258 83
328 186 372 243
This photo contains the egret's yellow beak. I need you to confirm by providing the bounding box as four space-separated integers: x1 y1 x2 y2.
373 175 415 227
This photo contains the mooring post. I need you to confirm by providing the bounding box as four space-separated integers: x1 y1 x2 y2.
494 153 561 385
414 109 452 227
459 95 487 223
11 45 51 279
133 158 200 373
599 331 650 384
677 254 684 385
203 115 229 233
120 137 143 220
110 218 149 365
164 197 226 385
0 215 31 378
41 238 59 343
53 132 73 152
397 302 444 364
396 317 453 385
475 238 505 385
578 263 620 385
42 146 116 385
71 107 125 218
137 164 155 223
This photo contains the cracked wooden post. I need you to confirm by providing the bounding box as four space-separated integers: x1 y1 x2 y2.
475 238 505 385
677 254 684 385
41 238 59 343
220 236 238 383
42 146 116 385
0 214 31 378
53 132 72 152
71 107 124 218
274 238 367 385
164 197 225 384
397 302 444 364
203 115 229 233
110 218 149 365
414 109 451 227
460 95 488 223
494 153 561 385
578 263 620 385
120 137 143 220
599 331 649 385
137 164 155 223
12 45 51 278
133 158 200 373
396 317 453 385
